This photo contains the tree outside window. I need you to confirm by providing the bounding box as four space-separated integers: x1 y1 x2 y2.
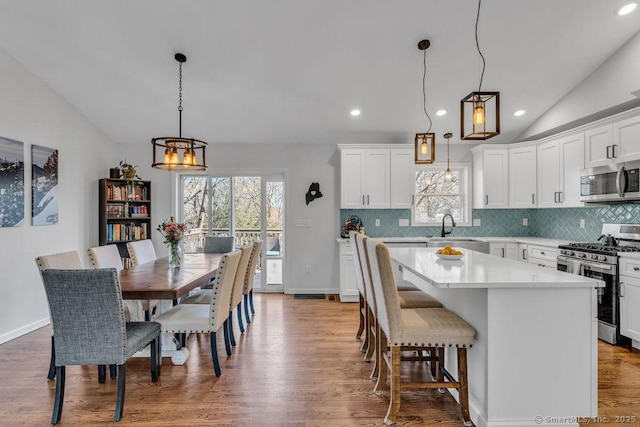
412 165 470 225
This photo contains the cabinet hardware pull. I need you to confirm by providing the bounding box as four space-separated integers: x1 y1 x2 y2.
522 249 527 260
612 144 618 158
634 267 639 271
362 195 365 205
606 145 612 159
501 248 505 257
532 194 535 204
367 195 370 205
412 195 415 205
485 195 488 206
541 251 545 255
558 191 563 203
620 283 625 297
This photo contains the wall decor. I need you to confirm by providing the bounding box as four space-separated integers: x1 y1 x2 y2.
31 144 58 225
305 182 323 205
0 136 25 227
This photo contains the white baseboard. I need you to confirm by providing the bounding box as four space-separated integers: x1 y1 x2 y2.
0 317 50 345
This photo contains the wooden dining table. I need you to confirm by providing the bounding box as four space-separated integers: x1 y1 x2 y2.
118 253 223 301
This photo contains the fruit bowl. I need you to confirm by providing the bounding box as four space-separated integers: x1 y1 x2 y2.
435 252 464 260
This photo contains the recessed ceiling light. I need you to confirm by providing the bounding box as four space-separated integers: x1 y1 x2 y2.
436 109 447 116
350 109 361 117
514 110 526 117
616 1 637 16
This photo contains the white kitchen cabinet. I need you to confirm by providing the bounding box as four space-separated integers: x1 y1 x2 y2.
340 148 390 209
619 257 640 343
390 148 413 208
613 114 640 163
509 145 537 207
490 243 506 258
338 241 359 302
490 242 520 260
505 243 520 261
585 124 614 168
471 146 509 209
528 244 558 269
518 243 528 262
537 132 585 208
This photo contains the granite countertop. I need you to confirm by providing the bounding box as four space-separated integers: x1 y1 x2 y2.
388 246 604 289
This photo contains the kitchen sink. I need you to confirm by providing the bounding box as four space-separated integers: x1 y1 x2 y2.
427 238 490 254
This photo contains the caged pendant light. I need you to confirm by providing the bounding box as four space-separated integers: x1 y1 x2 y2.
444 132 453 181
151 53 208 171
415 39 436 164
460 0 500 140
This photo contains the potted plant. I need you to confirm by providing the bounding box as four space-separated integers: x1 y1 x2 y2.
119 160 142 185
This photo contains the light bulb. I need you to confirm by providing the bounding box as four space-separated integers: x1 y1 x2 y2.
163 147 172 164
445 168 452 181
473 102 485 126
421 140 428 155
183 148 193 165
169 147 179 164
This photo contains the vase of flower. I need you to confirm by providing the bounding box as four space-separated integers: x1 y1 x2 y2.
157 217 188 269
168 241 183 268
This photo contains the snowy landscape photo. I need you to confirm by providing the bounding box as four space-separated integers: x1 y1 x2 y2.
0 136 25 228
31 144 58 226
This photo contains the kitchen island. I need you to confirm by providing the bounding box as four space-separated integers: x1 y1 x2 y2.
388 246 604 427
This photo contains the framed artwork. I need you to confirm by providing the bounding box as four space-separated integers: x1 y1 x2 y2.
0 136 25 227
31 144 58 225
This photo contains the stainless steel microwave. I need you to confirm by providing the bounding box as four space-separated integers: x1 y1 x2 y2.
580 161 640 203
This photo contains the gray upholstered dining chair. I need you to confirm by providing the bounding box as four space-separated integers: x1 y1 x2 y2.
40 268 161 424
182 244 253 347
242 240 263 324
35 250 84 380
125 239 160 320
154 250 241 376
88 244 144 321
203 236 235 253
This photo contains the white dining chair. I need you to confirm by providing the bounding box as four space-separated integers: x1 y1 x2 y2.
125 240 160 320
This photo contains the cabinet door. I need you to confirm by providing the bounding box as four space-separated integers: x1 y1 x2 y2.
339 254 359 302
390 148 413 208
620 277 640 341
340 150 365 208
614 115 640 163
537 141 561 207
585 124 613 168
483 150 509 208
559 133 585 207
505 243 520 260
490 243 506 258
363 149 390 208
509 146 536 207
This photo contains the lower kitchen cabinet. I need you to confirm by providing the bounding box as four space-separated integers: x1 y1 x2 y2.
528 244 558 269
620 257 640 343
489 242 520 260
339 241 359 302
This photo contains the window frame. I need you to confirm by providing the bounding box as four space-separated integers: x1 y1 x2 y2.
410 162 472 227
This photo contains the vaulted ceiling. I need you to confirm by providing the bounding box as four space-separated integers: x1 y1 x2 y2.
0 0 639 146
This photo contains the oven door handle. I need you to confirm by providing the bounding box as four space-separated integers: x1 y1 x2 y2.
582 262 614 274
616 165 627 198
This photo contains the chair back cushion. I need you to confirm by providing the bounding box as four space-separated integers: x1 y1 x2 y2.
88 245 124 271
41 268 127 366
230 245 253 308
356 234 376 312
126 239 157 265
203 236 235 253
349 231 366 297
35 251 83 271
366 239 402 340
209 250 242 329
243 240 263 294
265 236 280 256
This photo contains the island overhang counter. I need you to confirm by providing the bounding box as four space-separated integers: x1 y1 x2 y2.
387 246 604 427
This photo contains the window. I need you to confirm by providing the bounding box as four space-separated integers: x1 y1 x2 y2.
412 163 471 226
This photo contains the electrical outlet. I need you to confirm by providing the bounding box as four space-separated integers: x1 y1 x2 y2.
399 219 409 227
375 219 380 227
580 219 586 228
522 218 528 226
473 218 481 227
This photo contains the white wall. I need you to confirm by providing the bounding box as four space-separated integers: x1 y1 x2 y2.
0 47 119 343
520 29 640 139
119 142 341 295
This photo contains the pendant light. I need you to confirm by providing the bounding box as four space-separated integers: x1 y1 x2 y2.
151 53 208 171
461 0 500 140
415 39 435 164
444 132 452 181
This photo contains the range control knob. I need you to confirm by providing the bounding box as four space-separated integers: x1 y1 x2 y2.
598 255 607 261
567 251 575 256
578 252 587 258
591 254 598 260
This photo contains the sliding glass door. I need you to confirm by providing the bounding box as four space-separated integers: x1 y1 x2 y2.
180 173 284 292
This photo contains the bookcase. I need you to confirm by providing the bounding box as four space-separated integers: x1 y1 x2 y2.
99 178 152 268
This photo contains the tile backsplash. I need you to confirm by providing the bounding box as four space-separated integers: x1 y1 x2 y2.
340 204 640 242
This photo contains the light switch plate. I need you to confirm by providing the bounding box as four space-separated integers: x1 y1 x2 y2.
375 219 380 227
399 219 409 227
580 219 586 228
473 218 481 227
522 218 528 226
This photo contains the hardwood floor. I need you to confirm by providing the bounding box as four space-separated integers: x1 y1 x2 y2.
0 294 639 426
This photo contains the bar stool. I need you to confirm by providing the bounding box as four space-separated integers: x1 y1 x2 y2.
367 238 475 426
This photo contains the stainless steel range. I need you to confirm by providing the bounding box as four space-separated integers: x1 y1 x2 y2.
557 223 640 345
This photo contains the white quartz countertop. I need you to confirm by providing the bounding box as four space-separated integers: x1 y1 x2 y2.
337 236 570 247
388 247 604 289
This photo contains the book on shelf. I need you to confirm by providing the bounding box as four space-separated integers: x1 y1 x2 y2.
106 184 148 201
106 223 148 243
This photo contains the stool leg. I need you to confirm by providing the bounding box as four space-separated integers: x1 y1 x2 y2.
356 294 365 340
384 346 401 425
374 328 388 394
48 335 56 380
437 347 446 393
369 316 379 381
458 348 472 426
365 307 375 362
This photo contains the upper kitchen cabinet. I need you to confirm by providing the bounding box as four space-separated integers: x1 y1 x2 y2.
471 146 508 208
537 132 585 207
389 148 413 209
509 144 537 208
585 111 640 167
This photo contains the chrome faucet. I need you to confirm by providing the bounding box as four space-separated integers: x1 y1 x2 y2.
441 214 456 238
